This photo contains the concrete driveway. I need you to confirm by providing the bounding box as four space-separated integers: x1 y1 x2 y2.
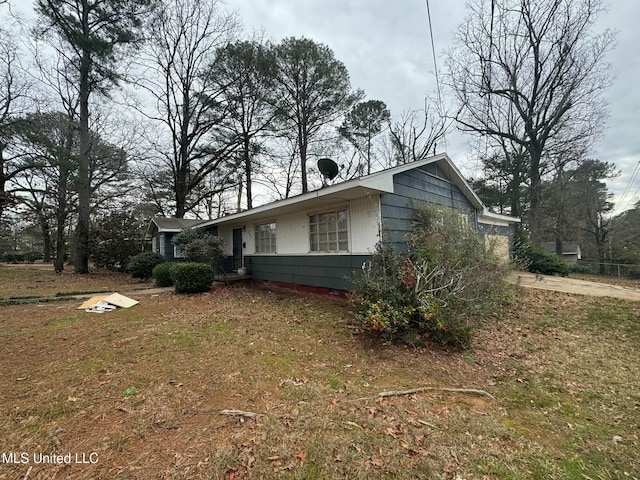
510 271 640 302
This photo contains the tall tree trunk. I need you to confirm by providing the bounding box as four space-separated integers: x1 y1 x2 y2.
54 222 66 273
236 176 243 213
54 164 70 273
528 145 543 246
244 137 252 209
175 168 187 218
41 219 52 263
0 143 11 220
298 123 308 194
597 243 606 275
75 47 92 274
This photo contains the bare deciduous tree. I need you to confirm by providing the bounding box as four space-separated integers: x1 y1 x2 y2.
446 0 614 243
386 99 449 166
135 0 239 218
0 22 31 220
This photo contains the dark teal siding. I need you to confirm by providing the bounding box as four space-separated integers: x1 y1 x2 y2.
381 167 475 251
245 255 371 290
152 233 177 260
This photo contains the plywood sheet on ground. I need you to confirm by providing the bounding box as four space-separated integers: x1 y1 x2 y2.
77 295 109 310
103 293 139 308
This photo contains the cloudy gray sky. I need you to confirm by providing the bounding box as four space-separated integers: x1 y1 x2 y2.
233 0 640 213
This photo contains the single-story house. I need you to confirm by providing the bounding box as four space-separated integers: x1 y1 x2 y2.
542 241 582 265
146 153 519 291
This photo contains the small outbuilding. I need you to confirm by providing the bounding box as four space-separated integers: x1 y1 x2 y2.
542 241 582 265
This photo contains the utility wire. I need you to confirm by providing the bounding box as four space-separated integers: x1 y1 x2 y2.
425 0 442 108
615 160 640 213
424 0 447 153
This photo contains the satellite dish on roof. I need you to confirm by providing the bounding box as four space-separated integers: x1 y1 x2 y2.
317 158 339 181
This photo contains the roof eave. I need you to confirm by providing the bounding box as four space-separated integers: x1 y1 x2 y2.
197 175 395 228
479 208 522 224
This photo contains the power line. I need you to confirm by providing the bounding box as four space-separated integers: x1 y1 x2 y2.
424 0 442 108
424 0 447 153
615 160 640 213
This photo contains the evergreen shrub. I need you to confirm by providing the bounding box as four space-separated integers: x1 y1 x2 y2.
513 236 569 276
152 262 174 287
127 251 165 279
170 262 214 294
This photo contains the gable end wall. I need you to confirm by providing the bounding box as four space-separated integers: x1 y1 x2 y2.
381 167 475 252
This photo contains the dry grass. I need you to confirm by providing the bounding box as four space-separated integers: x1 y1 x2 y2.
0 264 151 301
0 265 639 479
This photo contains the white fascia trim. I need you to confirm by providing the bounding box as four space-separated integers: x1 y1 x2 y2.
479 209 521 225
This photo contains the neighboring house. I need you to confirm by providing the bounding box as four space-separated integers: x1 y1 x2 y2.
146 153 520 291
542 241 582 265
145 217 205 261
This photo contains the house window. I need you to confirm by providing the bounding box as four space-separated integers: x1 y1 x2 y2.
174 245 185 258
255 222 276 253
309 209 348 252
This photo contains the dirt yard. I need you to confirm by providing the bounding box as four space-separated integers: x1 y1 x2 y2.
1 265 639 479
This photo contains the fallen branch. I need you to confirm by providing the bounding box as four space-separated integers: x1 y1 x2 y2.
358 386 496 402
344 421 364 429
23 466 33 480
417 419 437 428
219 409 263 419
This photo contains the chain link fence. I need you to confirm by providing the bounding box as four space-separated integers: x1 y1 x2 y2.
576 260 640 279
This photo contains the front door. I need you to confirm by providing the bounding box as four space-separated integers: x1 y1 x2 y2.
232 228 243 270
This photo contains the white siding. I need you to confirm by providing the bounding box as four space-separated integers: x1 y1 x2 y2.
244 225 255 253
273 210 311 254
245 194 381 256
349 195 381 254
217 226 234 256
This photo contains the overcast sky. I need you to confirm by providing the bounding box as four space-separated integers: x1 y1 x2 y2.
232 0 640 213
11 1 639 213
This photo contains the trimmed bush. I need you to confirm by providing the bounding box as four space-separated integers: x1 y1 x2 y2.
152 262 174 287
127 251 165 279
170 262 215 294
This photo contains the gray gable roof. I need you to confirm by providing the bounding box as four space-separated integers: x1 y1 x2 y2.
153 217 204 230
196 153 519 229
145 217 205 239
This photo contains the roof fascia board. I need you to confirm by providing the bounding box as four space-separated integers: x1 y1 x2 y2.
479 208 522 224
